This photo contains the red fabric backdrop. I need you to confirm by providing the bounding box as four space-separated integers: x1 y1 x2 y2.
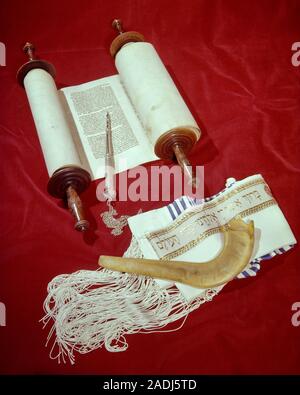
0 0 300 374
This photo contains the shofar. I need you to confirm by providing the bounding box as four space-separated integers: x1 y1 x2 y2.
99 218 255 288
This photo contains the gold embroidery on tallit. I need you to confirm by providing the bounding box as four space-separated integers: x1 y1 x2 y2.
156 199 276 260
147 178 266 241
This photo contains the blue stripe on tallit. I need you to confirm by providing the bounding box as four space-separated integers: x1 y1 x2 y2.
243 271 251 277
260 253 274 260
167 204 176 220
172 200 182 215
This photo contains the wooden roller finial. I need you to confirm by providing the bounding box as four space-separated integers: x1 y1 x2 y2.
112 19 124 34
47 166 91 232
16 42 56 87
110 18 145 57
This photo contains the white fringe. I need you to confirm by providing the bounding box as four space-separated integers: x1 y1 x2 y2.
41 237 220 364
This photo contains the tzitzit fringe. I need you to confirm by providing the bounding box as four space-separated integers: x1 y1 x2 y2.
41 237 220 364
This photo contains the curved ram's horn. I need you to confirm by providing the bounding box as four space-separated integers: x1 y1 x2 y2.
99 218 255 288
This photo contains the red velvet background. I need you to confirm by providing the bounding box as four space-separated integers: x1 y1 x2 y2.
0 0 299 375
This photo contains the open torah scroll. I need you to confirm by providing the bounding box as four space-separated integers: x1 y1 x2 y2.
24 42 200 180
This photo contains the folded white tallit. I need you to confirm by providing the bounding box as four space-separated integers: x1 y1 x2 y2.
42 174 296 363
128 174 296 301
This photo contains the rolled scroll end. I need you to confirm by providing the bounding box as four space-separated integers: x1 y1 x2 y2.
110 19 145 58
16 42 56 87
48 166 91 232
23 42 35 60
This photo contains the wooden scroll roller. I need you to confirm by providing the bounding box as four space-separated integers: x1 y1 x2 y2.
110 20 200 188
17 43 91 231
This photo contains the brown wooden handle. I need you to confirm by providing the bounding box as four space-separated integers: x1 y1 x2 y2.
172 144 198 188
66 185 89 232
47 166 91 232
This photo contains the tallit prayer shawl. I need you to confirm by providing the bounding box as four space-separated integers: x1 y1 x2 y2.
42 174 296 363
